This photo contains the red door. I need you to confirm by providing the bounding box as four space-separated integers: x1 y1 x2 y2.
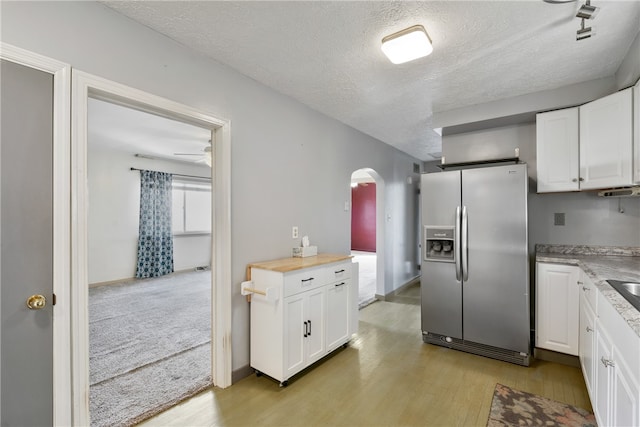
351 183 376 252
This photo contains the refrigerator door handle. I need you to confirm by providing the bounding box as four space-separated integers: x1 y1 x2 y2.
462 205 469 281
455 206 462 281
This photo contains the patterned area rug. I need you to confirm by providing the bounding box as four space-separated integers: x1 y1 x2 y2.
488 383 596 427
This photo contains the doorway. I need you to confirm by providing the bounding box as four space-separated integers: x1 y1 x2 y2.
87 97 214 425
350 168 384 307
71 71 232 425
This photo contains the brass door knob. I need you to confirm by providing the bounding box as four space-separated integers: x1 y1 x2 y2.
26 294 46 310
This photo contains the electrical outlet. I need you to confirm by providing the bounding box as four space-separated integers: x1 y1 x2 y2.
292 226 299 239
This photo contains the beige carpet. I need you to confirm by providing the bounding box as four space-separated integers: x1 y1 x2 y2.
487 383 596 427
89 270 212 427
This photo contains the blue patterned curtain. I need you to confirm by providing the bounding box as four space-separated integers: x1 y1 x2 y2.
136 170 174 278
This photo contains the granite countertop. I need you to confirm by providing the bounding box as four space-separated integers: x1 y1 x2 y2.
536 244 640 338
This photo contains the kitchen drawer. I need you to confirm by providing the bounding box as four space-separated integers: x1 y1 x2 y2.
327 261 351 282
284 266 328 297
579 271 597 313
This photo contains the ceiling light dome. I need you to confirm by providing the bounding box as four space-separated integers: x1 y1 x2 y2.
381 25 433 65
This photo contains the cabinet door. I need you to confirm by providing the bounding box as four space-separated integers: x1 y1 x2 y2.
579 293 596 396
594 324 613 427
284 294 306 378
536 263 580 355
305 287 326 365
580 88 633 189
326 280 350 351
634 80 640 184
611 347 640 427
536 108 580 192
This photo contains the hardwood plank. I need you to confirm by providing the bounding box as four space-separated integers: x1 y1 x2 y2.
140 288 593 427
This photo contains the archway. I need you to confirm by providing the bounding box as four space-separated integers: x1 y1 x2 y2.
350 168 385 307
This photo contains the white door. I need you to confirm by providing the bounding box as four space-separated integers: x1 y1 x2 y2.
536 107 580 192
580 88 633 189
536 263 579 355
0 59 54 426
611 348 640 427
579 295 596 395
284 294 306 378
305 288 325 365
326 280 350 351
594 324 612 426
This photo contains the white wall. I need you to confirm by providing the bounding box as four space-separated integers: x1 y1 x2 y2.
616 30 640 89
1 1 421 372
88 145 212 284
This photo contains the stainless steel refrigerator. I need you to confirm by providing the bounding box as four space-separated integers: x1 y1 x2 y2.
420 163 530 366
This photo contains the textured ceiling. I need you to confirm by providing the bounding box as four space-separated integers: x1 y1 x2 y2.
101 1 640 161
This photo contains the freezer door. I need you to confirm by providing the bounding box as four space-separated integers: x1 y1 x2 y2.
420 171 462 339
461 164 530 353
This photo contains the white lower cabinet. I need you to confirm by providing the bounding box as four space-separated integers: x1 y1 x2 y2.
249 258 358 386
579 273 640 426
579 290 596 395
326 279 351 352
594 321 640 427
284 287 325 378
536 263 580 355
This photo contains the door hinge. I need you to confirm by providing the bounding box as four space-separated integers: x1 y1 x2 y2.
52 293 57 306
417 264 421 271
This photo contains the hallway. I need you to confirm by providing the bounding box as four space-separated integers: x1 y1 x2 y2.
351 251 376 308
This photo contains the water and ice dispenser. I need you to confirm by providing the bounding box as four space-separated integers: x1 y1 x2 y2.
424 226 455 262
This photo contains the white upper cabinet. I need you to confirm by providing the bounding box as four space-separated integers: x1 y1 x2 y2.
580 88 633 190
536 87 634 193
536 107 580 192
634 80 639 184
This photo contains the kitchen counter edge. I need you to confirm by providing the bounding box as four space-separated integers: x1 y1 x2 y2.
536 250 640 338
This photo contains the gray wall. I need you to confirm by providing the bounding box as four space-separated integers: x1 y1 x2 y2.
1 1 421 373
616 30 640 89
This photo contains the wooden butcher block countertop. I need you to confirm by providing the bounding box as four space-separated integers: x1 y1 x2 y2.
247 253 352 275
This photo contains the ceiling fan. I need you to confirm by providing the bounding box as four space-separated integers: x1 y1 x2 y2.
173 142 212 166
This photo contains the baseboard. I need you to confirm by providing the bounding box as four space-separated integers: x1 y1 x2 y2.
232 364 254 384
533 347 580 368
375 275 420 301
88 267 210 288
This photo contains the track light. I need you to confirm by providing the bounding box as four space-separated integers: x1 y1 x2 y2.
576 18 594 40
576 0 598 19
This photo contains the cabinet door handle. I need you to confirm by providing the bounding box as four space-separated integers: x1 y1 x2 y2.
335 282 346 287
586 326 593 332
572 178 578 183
308 320 311 336
301 278 314 283
600 357 615 368
334 269 345 274
303 321 308 338
579 177 584 182
577 281 583 285
582 286 590 292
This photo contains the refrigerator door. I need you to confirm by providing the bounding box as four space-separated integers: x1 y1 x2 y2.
461 164 529 353
420 170 462 339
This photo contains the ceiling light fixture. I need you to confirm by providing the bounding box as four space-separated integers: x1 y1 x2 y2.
381 25 433 65
576 0 598 19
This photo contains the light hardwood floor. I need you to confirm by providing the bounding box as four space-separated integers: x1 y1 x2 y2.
139 283 591 426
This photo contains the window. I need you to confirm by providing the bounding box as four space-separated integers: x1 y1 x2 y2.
172 178 211 234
